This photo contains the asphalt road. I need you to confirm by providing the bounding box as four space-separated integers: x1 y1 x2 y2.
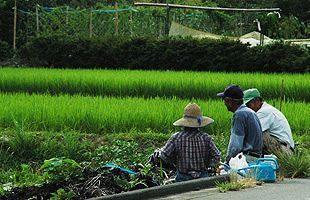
157 178 310 200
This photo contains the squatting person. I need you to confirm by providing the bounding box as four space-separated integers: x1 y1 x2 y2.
151 103 221 182
217 84 263 163
243 88 294 156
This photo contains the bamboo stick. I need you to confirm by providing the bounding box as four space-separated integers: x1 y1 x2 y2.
134 2 281 12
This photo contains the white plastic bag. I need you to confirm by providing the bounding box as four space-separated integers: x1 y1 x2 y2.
229 152 248 170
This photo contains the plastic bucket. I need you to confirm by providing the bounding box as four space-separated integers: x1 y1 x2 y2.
239 158 279 182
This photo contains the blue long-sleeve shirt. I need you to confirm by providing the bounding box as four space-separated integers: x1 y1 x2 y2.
226 104 263 162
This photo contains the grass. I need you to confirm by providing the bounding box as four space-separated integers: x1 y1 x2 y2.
0 68 309 101
277 148 310 178
216 172 259 193
0 129 94 170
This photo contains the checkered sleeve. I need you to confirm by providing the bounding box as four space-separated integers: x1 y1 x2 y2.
159 133 177 163
208 138 221 167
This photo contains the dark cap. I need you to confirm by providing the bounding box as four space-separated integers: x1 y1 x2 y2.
217 84 244 99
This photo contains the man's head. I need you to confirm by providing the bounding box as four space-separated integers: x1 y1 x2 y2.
217 85 244 112
243 88 263 112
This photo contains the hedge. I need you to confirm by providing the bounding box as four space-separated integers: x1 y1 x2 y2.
0 40 13 61
19 35 310 72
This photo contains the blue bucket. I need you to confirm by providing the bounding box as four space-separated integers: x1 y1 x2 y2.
239 158 279 183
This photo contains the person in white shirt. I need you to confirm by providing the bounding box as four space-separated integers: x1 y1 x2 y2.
243 88 294 156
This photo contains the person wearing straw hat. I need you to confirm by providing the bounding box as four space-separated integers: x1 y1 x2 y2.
152 103 221 182
243 88 294 156
217 84 263 163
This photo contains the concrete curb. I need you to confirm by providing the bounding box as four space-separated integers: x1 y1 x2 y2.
88 174 229 200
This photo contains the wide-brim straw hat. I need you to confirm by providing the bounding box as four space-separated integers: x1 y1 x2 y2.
173 103 214 128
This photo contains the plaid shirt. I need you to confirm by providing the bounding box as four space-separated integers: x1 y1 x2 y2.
159 129 221 174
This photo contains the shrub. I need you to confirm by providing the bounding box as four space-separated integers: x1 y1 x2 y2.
0 40 13 61
19 35 309 72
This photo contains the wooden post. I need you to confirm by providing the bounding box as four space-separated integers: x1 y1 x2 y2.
13 0 17 50
130 10 133 36
89 8 93 38
184 9 187 26
165 2 170 35
115 1 119 36
66 6 69 25
36 4 39 36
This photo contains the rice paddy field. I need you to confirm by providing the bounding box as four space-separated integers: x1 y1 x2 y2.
0 68 309 101
0 67 309 149
0 67 309 197
0 93 308 135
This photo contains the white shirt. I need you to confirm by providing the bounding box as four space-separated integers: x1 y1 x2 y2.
257 102 294 148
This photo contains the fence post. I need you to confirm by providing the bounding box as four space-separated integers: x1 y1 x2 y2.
66 6 69 25
130 11 133 36
36 4 39 36
115 1 119 36
165 3 170 35
89 8 93 38
13 0 17 50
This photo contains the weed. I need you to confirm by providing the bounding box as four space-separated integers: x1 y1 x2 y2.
277 148 310 178
216 181 245 193
216 173 258 193
50 188 75 200
8 120 40 161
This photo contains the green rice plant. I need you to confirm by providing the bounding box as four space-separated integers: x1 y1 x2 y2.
0 68 309 101
0 93 308 136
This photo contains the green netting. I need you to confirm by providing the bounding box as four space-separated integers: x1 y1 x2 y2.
15 4 271 43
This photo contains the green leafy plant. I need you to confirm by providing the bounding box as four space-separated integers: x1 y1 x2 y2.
14 164 45 187
50 188 75 200
114 175 144 191
93 140 152 168
40 157 82 182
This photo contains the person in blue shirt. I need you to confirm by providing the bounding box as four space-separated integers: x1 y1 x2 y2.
217 85 263 163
